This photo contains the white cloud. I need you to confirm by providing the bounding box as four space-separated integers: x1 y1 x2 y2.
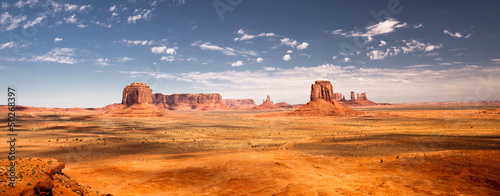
263 67 276 71
367 40 443 60
343 57 350 63
122 39 153 46
231 60 244 67
283 54 291 61
54 38 63 43
23 15 46 29
405 64 433 69
379 40 387 46
117 57 134 62
296 42 309 50
414 24 423 28
127 9 152 23
64 14 79 24
332 56 337 60
151 46 177 55
79 5 91 11
332 18 408 42
286 50 293 54
119 64 500 104
95 58 110 67
0 42 15 50
234 29 276 41
0 12 27 31
161 56 175 62
109 5 117 12
443 30 471 38
33 48 77 64
191 41 258 57
280 38 297 47
256 57 263 63
15 0 38 8
1 2 9 9
492 59 500 64
77 24 87 28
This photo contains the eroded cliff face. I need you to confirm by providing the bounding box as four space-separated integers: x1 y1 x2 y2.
294 80 359 116
310 80 334 102
223 99 257 109
122 82 153 106
153 93 228 110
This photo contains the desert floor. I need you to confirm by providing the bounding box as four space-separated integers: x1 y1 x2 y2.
1 105 500 195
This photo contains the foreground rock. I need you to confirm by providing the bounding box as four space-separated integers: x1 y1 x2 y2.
293 80 360 116
0 158 111 196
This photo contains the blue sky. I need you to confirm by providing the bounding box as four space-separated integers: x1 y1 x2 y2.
1 0 499 108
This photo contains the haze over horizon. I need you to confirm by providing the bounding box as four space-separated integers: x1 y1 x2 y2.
1 0 499 108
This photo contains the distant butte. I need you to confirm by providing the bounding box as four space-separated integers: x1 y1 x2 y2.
293 80 360 116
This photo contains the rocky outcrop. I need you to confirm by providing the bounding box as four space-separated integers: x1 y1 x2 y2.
254 95 282 110
223 99 257 109
293 80 359 116
107 83 166 117
357 93 368 101
311 80 334 102
1 158 111 196
350 91 356 101
153 93 229 110
122 82 153 106
333 93 343 100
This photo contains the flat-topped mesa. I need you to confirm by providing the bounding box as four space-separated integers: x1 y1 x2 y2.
122 82 153 106
152 93 228 110
310 80 334 102
223 99 256 109
350 91 356 101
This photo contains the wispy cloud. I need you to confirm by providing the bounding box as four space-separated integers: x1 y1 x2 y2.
234 29 276 41
443 30 471 38
127 9 152 23
191 41 258 57
0 12 27 31
332 18 408 42
367 40 442 60
32 48 77 64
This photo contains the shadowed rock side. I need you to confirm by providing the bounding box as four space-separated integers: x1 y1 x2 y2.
293 80 360 116
107 83 166 117
0 158 111 196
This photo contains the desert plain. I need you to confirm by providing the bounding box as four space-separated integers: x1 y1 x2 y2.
1 103 499 196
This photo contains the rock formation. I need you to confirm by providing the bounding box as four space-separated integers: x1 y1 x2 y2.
357 93 368 101
107 82 166 117
223 99 257 109
293 80 359 116
153 93 228 110
122 82 153 105
333 93 343 100
311 80 334 102
0 158 111 196
350 91 356 101
254 95 282 110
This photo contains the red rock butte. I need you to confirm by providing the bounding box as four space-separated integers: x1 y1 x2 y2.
122 82 153 105
293 80 360 116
